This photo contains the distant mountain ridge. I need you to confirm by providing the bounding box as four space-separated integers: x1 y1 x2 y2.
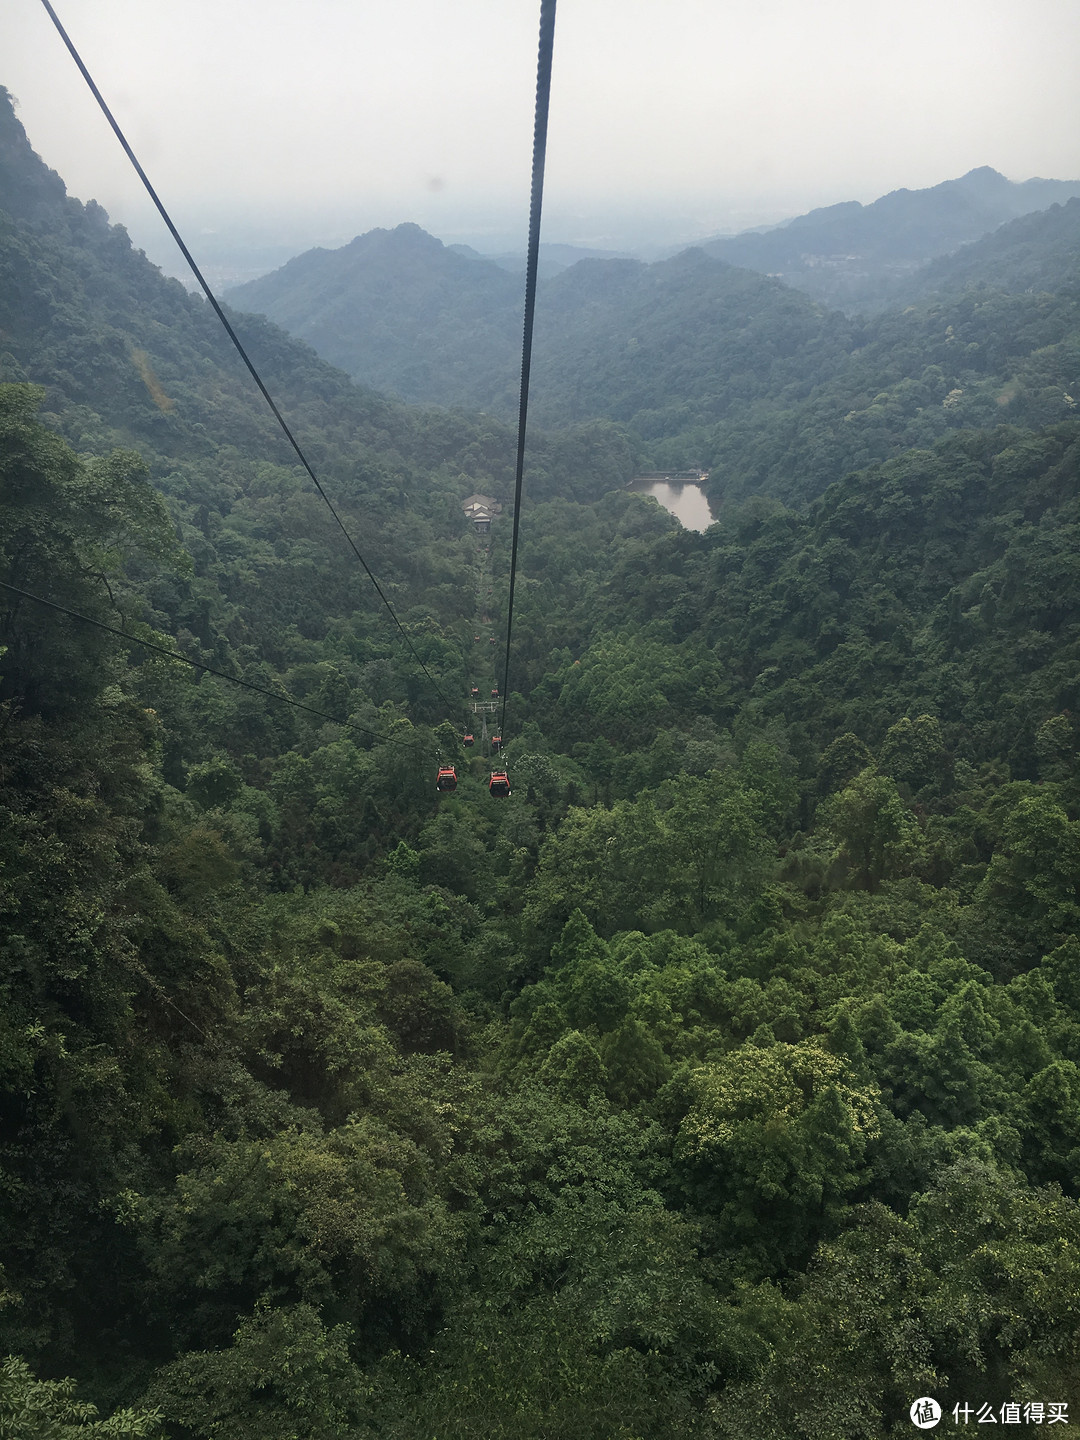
225 169 1080 412
698 167 1080 310
230 227 850 425
220 161 1080 511
449 240 635 278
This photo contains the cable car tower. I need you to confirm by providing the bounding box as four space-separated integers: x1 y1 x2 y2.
470 697 498 749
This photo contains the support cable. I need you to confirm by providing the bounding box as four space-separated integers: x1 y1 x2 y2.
38 0 458 717
0 579 406 742
499 0 557 745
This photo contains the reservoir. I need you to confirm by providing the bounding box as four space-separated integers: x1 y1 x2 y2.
627 473 715 531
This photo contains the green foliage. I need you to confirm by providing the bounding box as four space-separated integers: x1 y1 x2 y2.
977 789 1080 955
675 1041 880 1270
708 1206 938 1439
0 384 182 716
145 1303 370 1440
371 1291 712 1438
520 757 781 954
711 1159 1080 1435
820 768 924 891
138 1113 464 1336
0 1356 162 1438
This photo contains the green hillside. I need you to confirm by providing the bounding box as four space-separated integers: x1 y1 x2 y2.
3 84 1080 1438
227 223 524 407
223 205 1080 515
898 197 1080 304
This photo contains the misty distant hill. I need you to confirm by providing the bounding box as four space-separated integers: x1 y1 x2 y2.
896 196 1080 304
454 241 636 278
698 168 1080 311
229 226 853 426
522 249 856 432
225 169 1080 418
226 224 524 406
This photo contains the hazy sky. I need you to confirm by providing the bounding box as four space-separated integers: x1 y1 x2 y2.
3 0 1080 275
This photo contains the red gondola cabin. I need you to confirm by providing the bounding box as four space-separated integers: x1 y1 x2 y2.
489 769 511 798
491 735 502 752
463 733 474 747
436 766 458 792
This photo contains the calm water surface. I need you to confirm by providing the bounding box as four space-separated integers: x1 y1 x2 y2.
628 480 715 532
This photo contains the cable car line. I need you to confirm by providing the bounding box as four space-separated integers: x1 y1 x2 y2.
0 580 408 743
38 0 458 719
38 0 557 790
498 0 557 746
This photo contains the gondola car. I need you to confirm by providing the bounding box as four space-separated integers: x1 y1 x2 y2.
489 769 511 797
436 766 458 792
463 733 474 747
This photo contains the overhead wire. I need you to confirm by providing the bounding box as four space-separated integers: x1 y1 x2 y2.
38 0 459 719
499 0 557 746
0 579 408 743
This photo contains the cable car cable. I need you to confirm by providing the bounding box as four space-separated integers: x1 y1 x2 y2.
38 0 458 719
499 0 557 744
0 579 408 743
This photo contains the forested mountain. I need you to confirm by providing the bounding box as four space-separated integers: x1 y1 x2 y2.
3 81 1080 1438
226 168 1080 420
229 229 854 425
0 87 633 703
699 167 1080 310
897 197 1080 304
224 233 634 408
225 195 1080 520
226 224 525 408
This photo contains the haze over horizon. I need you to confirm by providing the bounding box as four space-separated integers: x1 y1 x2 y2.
3 0 1079 283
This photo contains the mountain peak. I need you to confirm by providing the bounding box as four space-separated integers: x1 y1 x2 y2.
342 223 444 254
950 165 1011 196
958 165 1007 181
